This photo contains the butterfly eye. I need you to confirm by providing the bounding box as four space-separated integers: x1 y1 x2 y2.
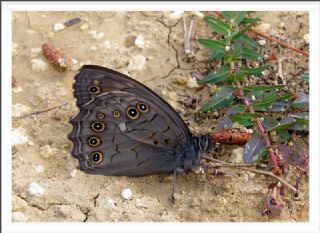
88 136 101 147
137 102 149 113
113 110 121 118
90 151 103 164
88 85 100 94
91 121 106 132
126 106 140 120
96 113 105 119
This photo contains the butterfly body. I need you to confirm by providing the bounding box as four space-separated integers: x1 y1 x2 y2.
68 65 211 177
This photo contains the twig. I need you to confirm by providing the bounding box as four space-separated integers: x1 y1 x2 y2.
213 11 309 57
183 16 194 55
14 102 69 120
248 28 309 57
203 155 297 194
203 155 254 167
239 167 298 194
277 56 289 85
235 80 281 172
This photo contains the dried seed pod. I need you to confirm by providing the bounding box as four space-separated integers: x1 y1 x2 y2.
210 130 251 145
64 17 81 27
42 43 72 72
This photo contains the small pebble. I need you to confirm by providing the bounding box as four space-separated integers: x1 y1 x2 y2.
12 127 29 146
89 31 105 40
40 145 59 159
35 165 44 173
186 77 200 89
80 23 89 30
12 212 27 222
128 55 146 71
231 147 244 163
278 21 285 29
31 59 48 72
255 23 271 33
69 169 78 177
71 58 78 65
169 11 184 19
258 39 267 46
28 182 45 196
99 40 112 49
134 35 145 48
53 22 66 32
121 188 133 200
30 48 42 58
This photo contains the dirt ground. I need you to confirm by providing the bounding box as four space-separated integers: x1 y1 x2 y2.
11 11 309 222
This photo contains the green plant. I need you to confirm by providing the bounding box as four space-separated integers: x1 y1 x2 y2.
198 11 309 217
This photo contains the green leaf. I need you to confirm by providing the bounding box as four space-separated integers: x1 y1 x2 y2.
199 86 236 112
233 12 248 25
222 11 247 25
262 116 280 131
239 65 268 76
279 92 294 101
242 17 261 24
243 85 285 92
230 26 250 42
198 39 226 53
230 113 257 126
276 128 290 142
223 52 239 64
301 72 309 82
211 52 224 61
240 47 260 60
253 92 278 111
253 146 269 165
204 16 230 35
199 96 235 112
201 66 231 84
238 34 258 49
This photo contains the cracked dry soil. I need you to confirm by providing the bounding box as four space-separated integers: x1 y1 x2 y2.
12 11 309 222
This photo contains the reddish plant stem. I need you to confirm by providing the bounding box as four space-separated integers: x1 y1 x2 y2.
235 81 280 171
294 155 309 190
213 11 309 57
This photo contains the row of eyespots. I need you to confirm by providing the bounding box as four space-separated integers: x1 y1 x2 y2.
87 103 149 165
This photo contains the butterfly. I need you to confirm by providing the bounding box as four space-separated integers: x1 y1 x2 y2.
68 65 212 201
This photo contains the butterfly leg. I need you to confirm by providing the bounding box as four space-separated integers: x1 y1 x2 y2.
171 168 177 204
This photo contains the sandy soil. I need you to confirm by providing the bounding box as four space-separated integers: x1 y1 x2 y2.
12 11 309 222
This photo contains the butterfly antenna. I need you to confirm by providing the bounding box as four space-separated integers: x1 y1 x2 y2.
171 168 177 204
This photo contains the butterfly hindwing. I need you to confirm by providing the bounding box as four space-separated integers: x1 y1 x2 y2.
69 65 200 176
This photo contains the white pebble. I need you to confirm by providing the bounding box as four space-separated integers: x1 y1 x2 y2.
107 198 116 208
12 103 31 117
31 59 48 72
278 21 285 29
186 77 199 89
169 11 184 19
35 165 44 173
134 35 145 48
28 182 45 196
258 39 267 46
121 188 133 200
40 145 59 159
69 169 78 177
192 11 204 18
53 22 65 32
12 127 29 146
71 58 78 65
231 147 244 163
304 33 309 44
128 55 146 71
90 46 97 51
89 31 104 40
80 23 88 30
30 48 42 58
12 212 27 222
99 40 112 49
256 23 271 33
225 45 231 51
